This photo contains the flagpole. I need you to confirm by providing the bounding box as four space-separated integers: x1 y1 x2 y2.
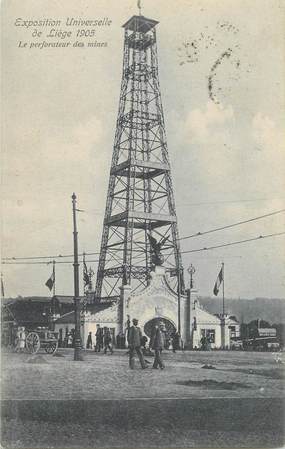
1 272 4 298
53 260 56 297
221 262 225 349
83 251 86 295
138 0 142 16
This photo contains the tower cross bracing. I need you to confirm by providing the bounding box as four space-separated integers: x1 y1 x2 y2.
95 15 185 302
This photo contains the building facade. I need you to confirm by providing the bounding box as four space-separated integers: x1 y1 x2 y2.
54 266 239 350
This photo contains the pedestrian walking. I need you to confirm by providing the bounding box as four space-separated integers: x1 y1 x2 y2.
200 335 207 351
63 328 69 348
86 331 92 349
95 324 103 352
126 315 131 343
150 322 165 369
128 318 147 369
103 327 113 354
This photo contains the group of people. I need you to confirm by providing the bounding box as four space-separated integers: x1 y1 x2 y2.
200 335 212 351
86 325 113 354
85 319 184 370
57 329 75 348
11 318 178 370
128 318 166 370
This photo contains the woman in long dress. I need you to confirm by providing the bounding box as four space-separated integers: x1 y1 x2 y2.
16 327 26 352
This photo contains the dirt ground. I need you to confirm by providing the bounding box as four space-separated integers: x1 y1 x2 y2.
1 349 284 448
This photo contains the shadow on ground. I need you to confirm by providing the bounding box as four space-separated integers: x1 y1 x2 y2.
1 398 284 448
176 379 250 389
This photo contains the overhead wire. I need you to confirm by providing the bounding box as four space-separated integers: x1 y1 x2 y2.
2 232 284 264
178 209 285 241
180 231 285 254
2 252 100 261
2 209 284 261
176 197 285 207
2 259 100 265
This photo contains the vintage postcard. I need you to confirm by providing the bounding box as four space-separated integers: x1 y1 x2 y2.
1 0 285 448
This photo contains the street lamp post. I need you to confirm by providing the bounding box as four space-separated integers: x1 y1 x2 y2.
72 193 82 361
177 264 182 335
186 264 195 348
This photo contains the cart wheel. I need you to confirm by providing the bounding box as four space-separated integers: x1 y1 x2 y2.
26 332 40 354
45 342 58 354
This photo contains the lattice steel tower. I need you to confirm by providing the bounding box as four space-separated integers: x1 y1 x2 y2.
95 14 185 302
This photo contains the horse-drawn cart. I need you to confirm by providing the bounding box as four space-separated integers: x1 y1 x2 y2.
25 328 58 354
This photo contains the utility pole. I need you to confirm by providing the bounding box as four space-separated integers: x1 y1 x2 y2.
222 262 225 316
72 193 82 361
186 264 195 348
177 265 182 335
187 263 196 346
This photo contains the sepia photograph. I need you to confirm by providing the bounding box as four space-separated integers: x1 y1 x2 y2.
1 0 285 448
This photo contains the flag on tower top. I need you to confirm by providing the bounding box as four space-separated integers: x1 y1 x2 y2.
213 267 223 296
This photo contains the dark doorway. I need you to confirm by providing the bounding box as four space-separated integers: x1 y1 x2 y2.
144 317 176 343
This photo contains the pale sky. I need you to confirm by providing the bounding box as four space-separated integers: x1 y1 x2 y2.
2 0 285 299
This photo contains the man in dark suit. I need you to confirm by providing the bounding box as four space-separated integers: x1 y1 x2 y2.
95 324 103 352
150 322 166 369
103 327 113 354
128 318 147 369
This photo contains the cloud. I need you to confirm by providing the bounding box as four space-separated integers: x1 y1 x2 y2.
184 101 234 141
68 116 104 159
41 115 105 167
176 101 238 188
2 114 109 257
252 113 284 152
250 113 285 193
175 104 285 200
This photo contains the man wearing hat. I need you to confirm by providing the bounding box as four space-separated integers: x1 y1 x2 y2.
127 318 147 369
150 321 166 369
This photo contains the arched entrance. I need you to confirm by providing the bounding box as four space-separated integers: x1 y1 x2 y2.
144 317 176 348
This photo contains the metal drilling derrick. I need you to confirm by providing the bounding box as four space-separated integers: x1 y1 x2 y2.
94 15 185 302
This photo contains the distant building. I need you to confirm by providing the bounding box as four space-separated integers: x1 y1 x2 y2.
191 300 240 349
53 302 117 348
55 267 240 350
